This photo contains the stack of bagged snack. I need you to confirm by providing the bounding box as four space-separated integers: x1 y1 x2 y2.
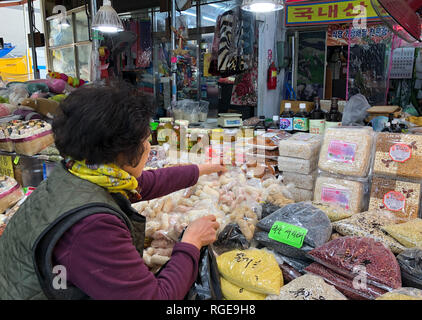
370 132 422 222
0 119 54 156
277 133 322 201
245 131 291 178
314 127 375 214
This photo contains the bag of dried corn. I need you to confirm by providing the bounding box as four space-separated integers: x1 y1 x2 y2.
382 218 422 248
376 287 422 300
220 277 267 300
216 249 282 295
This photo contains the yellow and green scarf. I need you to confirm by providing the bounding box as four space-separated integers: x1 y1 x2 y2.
65 158 141 202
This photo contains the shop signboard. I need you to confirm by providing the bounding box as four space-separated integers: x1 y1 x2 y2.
327 24 391 46
285 0 381 26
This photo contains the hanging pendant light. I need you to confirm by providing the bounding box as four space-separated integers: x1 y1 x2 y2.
241 0 284 13
92 0 123 33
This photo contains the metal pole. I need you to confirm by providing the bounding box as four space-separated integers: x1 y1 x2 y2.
90 0 101 82
171 0 177 106
196 0 201 102
27 0 40 79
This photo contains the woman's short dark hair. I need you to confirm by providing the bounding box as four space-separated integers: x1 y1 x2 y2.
53 81 156 167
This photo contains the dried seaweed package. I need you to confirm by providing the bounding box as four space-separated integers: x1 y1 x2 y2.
304 262 387 300
332 209 406 254
266 274 347 300
307 237 402 292
376 287 422 300
397 248 422 289
254 202 331 260
373 133 422 180
381 218 422 248
368 177 421 222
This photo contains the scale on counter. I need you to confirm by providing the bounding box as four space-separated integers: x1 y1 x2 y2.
217 113 243 128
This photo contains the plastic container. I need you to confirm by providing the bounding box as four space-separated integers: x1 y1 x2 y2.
282 170 317 191
0 176 24 214
278 133 322 160
9 120 54 156
313 175 366 214
373 132 422 181
368 176 421 222
278 155 318 174
288 186 314 202
318 126 375 178
0 128 14 152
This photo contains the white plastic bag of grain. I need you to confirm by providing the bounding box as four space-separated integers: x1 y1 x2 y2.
266 274 347 300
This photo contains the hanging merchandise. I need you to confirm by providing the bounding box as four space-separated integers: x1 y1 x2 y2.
230 67 258 106
210 7 255 78
99 47 110 79
267 61 277 90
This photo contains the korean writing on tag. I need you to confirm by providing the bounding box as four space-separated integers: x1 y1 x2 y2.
268 221 308 249
0 155 14 178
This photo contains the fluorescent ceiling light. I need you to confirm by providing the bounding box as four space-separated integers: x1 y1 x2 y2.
183 11 216 22
92 0 123 33
241 0 284 12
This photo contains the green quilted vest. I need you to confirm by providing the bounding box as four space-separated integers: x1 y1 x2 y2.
0 163 146 300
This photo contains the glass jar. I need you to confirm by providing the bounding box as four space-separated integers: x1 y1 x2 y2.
174 120 189 150
157 118 174 146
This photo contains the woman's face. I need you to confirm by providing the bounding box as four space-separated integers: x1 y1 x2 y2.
121 139 151 178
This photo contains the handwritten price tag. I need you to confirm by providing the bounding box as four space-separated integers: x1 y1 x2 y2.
268 221 308 249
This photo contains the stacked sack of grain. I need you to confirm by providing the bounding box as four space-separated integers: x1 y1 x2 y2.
277 133 322 201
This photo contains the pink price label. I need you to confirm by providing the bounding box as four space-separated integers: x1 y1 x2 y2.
383 191 406 212
389 143 412 163
321 187 350 210
327 140 357 164
171 57 177 63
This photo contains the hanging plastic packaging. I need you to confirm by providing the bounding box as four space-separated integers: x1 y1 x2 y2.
185 245 223 300
397 248 422 290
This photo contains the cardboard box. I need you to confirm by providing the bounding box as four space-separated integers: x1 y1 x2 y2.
280 100 314 113
366 105 401 121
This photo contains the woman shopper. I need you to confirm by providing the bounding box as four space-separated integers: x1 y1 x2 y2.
0 81 226 300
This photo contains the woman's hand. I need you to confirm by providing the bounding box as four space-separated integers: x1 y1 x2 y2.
181 215 220 250
197 164 228 177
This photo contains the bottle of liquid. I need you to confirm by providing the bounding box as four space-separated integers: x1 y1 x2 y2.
254 116 267 132
325 98 342 129
267 115 280 132
293 103 309 133
309 97 326 135
280 103 294 133
381 122 393 132
149 121 159 146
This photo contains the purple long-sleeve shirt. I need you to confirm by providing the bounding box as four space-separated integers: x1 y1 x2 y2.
53 165 201 300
